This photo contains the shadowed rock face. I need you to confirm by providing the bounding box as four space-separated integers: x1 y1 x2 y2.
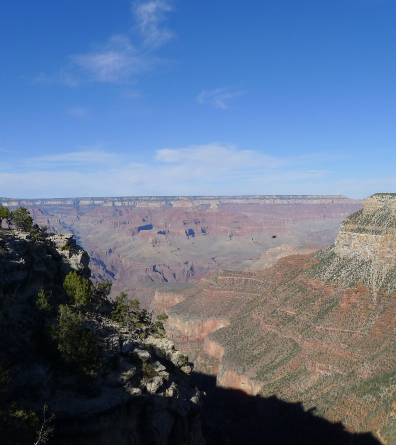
0 229 205 445
157 194 396 443
191 373 380 445
0 195 362 307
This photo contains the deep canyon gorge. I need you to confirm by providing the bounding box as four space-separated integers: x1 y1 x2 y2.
0 195 362 308
152 194 396 444
4 193 395 444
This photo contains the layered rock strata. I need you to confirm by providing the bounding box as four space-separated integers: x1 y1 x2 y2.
159 194 396 443
0 195 362 307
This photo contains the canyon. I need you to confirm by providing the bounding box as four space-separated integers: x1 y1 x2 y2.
3 194 392 444
153 193 396 444
0 195 362 307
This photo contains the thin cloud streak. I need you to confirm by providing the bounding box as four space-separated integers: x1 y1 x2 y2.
197 87 245 109
156 143 283 169
0 143 342 198
71 35 151 83
24 150 119 169
37 1 174 85
133 0 174 49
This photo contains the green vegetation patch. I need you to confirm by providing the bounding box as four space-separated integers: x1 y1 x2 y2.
142 363 157 380
49 304 99 375
63 271 92 306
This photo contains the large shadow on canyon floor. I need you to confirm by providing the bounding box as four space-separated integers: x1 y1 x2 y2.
191 373 380 445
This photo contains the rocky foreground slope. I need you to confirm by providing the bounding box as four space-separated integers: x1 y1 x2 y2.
0 229 204 445
0 195 362 306
154 194 396 444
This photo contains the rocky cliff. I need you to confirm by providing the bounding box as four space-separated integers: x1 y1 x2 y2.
157 194 396 444
0 228 205 445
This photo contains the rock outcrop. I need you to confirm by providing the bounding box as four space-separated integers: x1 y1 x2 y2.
159 194 396 443
0 229 205 445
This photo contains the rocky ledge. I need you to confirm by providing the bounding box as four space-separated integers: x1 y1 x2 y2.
0 229 205 445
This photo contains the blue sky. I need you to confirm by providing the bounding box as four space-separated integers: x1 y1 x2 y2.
0 0 395 199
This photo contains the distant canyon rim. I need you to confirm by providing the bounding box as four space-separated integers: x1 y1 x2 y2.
0 195 362 307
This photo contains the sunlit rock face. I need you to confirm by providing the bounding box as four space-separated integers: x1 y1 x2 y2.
159 194 396 443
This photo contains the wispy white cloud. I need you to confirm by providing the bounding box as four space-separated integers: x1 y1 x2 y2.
197 87 245 109
37 1 174 86
24 149 118 169
133 0 174 49
71 35 152 84
156 143 282 169
0 143 340 198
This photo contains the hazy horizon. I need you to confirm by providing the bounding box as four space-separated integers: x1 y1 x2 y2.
0 193 362 202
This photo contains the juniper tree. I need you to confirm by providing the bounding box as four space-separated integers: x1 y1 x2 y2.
0 207 11 228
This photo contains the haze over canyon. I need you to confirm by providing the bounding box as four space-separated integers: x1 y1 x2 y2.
0 195 363 307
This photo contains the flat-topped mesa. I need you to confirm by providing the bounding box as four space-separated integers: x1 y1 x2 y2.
0 194 361 208
334 193 396 266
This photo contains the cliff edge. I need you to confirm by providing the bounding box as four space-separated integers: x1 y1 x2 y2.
0 228 205 445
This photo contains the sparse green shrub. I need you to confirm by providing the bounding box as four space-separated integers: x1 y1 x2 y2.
51 304 98 374
97 281 112 296
110 292 140 327
0 362 10 403
154 320 165 332
60 244 70 251
0 364 50 445
29 224 46 242
0 404 40 445
36 289 52 313
142 362 157 380
178 354 188 367
0 206 11 228
156 313 168 321
63 271 92 306
10 207 33 232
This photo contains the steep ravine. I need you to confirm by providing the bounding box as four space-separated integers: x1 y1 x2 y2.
152 285 259 395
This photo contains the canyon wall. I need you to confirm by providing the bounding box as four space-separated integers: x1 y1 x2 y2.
159 194 396 443
0 195 362 306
